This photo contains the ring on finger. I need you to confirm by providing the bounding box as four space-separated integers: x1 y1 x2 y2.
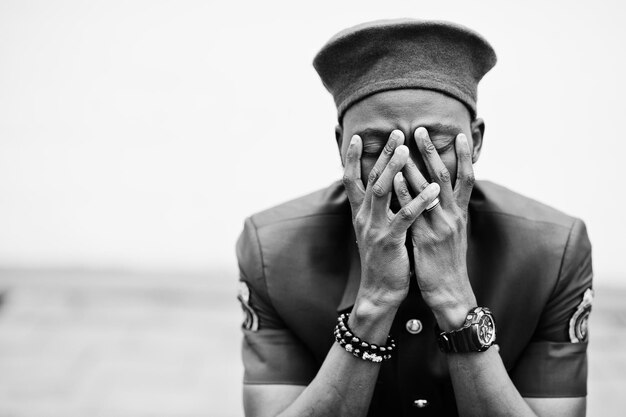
426 197 440 212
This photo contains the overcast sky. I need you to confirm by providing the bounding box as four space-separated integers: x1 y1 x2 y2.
1 0 625 286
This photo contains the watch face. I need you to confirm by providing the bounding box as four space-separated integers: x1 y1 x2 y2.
477 314 496 345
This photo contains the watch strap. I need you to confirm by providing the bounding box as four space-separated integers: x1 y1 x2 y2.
437 325 481 353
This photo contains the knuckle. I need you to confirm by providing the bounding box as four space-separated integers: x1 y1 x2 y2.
438 168 451 182
368 167 381 184
379 232 400 248
431 233 446 245
354 213 366 228
372 183 386 198
341 174 353 187
398 206 416 221
440 219 460 237
463 173 475 187
417 192 429 204
417 180 430 192
365 229 379 243
382 142 395 156
397 184 411 199
424 141 437 153
373 233 386 245
380 236 397 250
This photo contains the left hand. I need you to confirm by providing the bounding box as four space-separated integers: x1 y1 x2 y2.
394 127 477 331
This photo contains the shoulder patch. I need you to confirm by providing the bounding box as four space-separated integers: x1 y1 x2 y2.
569 288 593 343
237 281 259 332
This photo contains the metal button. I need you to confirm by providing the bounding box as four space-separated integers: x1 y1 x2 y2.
405 319 423 334
414 399 429 408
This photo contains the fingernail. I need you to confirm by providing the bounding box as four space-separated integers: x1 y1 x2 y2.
390 129 402 139
395 172 404 182
458 133 467 143
415 127 427 137
395 145 409 156
430 182 440 193
350 135 359 145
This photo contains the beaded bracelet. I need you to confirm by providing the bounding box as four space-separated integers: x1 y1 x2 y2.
333 313 396 363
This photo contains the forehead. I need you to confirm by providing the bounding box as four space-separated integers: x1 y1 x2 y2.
342 89 471 131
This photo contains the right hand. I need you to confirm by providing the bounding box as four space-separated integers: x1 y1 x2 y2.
342 129 441 309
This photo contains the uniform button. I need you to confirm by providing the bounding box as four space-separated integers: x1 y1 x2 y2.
405 319 423 334
413 399 429 408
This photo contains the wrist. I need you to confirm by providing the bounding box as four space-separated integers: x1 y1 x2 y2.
432 302 476 331
349 296 399 345
421 272 476 331
355 278 408 310
429 289 477 331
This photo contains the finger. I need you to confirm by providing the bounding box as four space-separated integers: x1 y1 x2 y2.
364 129 405 202
393 172 412 208
414 127 454 207
453 133 475 209
390 183 441 236
402 157 430 196
425 195 445 219
370 145 409 220
341 135 366 219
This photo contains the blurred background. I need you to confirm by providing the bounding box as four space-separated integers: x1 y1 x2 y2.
0 0 625 416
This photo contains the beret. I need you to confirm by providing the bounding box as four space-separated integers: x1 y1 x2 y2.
313 18 497 120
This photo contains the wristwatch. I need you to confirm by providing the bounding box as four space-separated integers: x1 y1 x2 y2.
436 307 496 353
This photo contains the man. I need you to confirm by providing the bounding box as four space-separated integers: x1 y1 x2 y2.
236 19 593 417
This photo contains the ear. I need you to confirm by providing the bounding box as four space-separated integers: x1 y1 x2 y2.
470 118 485 163
335 124 344 165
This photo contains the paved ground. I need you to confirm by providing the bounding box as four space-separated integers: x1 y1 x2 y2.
0 269 623 417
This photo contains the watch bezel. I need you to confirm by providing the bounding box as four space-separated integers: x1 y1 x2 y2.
469 310 496 351
437 307 496 353
474 310 496 346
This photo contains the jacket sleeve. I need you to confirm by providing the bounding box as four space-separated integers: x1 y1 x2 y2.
236 217 318 385
511 218 593 397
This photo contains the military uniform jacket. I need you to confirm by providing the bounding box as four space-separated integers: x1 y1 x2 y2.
236 180 593 417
